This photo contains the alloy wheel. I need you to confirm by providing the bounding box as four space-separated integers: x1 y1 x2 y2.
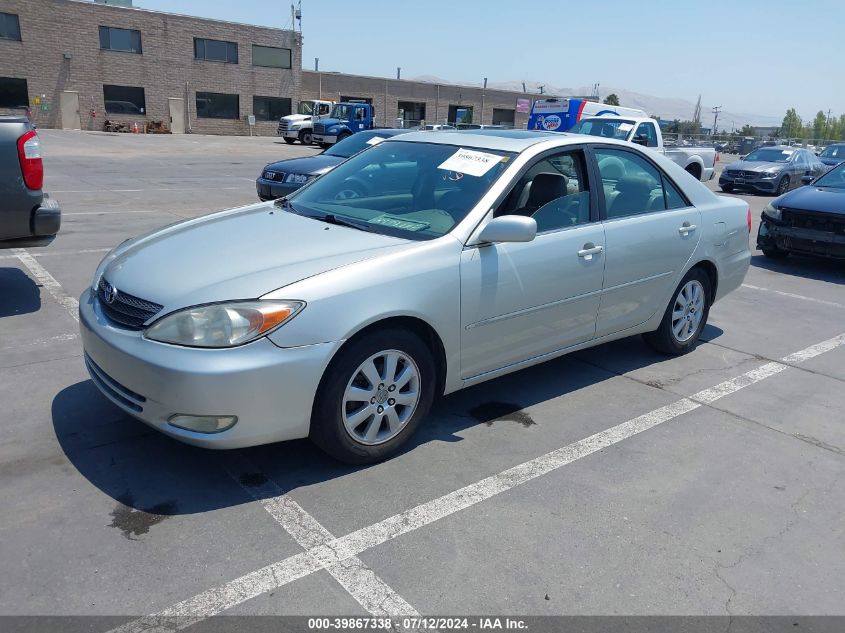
671 280 705 343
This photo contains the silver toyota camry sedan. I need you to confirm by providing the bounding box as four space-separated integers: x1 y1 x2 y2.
80 130 751 463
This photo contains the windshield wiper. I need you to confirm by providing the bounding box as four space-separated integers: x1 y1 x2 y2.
317 213 375 232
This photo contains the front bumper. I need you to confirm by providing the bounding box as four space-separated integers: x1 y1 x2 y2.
719 174 779 193
278 129 300 139
312 134 337 145
757 217 845 259
255 177 303 201
79 288 342 449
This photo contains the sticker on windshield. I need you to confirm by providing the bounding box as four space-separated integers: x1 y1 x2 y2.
369 215 431 231
617 123 634 132
438 148 503 177
366 136 386 146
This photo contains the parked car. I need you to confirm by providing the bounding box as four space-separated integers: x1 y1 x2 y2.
277 99 334 146
80 130 750 463
818 143 845 167
719 146 827 195
0 116 61 248
569 116 717 182
412 124 456 131
757 161 845 259
256 129 409 201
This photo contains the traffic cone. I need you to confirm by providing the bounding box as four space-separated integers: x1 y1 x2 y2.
132 122 139 134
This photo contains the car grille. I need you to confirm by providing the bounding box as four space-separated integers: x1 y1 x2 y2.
262 170 285 181
313 122 326 134
84 353 146 413
724 169 761 179
97 277 163 330
278 120 289 131
782 208 845 235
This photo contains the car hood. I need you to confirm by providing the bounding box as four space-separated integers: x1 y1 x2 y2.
282 114 312 124
317 118 342 128
726 159 785 172
820 158 843 166
264 154 346 176
775 185 845 215
101 204 411 313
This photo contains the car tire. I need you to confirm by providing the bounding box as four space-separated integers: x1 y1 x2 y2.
283 138 296 145
720 185 733 193
310 328 437 464
762 245 789 259
319 143 331 149
338 132 352 143
776 176 789 195
643 267 712 356
298 130 313 145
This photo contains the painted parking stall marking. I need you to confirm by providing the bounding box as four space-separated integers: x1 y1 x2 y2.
12 248 79 323
742 283 845 309
107 332 845 632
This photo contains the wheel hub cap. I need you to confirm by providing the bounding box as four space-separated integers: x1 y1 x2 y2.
671 280 705 343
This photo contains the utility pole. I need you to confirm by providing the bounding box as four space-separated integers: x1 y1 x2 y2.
711 105 722 136
825 108 832 140
396 67 401 80
538 85 545 95
481 78 487 126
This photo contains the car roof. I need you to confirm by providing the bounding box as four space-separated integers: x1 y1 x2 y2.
358 129 408 138
389 129 572 152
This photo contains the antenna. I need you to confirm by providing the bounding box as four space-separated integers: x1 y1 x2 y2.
522 82 526 93
295 1 302 32
711 105 722 135
538 85 545 95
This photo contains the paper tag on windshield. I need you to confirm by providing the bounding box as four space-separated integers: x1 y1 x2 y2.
617 123 634 132
438 148 503 177
366 136 386 146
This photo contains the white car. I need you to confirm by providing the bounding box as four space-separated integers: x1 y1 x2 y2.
80 130 751 463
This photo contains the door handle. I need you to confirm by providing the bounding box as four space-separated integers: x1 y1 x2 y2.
577 243 604 259
678 222 697 235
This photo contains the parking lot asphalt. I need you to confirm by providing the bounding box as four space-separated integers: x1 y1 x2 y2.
1 132 843 624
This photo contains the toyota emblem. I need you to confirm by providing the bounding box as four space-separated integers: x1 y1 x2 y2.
103 281 118 304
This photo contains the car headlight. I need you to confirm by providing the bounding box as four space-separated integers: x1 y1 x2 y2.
762 202 782 221
285 173 310 184
289 123 302 130
762 171 780 179
145 300 304 348
328 128 339 134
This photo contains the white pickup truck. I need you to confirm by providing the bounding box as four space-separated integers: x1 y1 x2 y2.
570 116 716 182
277 99 335 145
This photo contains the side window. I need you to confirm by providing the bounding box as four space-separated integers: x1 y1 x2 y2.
662 176 689 210
635 123 658 148
495 150 591 232
355 107 366 120
595 148 669 219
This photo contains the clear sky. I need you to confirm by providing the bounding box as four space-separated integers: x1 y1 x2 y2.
133 0 842 121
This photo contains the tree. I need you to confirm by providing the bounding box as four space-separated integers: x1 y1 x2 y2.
781 108 802 139
603 93 620 106
812 110 827 141
738 124 756 137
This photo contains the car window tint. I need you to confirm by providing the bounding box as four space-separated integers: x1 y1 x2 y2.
595 148 668 219
635 123 659 148
662 176 688 210
496 149 591 232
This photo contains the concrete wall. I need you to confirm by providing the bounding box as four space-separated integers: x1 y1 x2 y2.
302 71 555 129
0 0 301 135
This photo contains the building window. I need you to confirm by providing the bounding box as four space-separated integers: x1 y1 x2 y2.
492 108 515 127
196 91 239 119
398 101 426 127
253 96 291 121
98 26 142 53
0 12 21 41
103 85 146 115
252 45 291 69
448 105 473 125
194 38 238 63
0 77 28 108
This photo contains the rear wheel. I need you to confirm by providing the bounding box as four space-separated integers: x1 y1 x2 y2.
319 142 331 149
643 268 712 355
298 129 313 145
686 164 702 180
338 131 352 143
310 329 436 464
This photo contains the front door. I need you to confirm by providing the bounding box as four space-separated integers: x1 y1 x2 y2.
168 98 185 134
60 91 80 130
460 148 605 378
592 146 702 337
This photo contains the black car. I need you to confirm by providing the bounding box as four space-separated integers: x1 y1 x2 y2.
757 161 845 259
818 143 845 167
256 129 409 201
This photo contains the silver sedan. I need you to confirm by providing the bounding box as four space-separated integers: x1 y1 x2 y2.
80 130 751 463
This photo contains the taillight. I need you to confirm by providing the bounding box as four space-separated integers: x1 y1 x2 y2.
17 130 43 190
747 206 752 233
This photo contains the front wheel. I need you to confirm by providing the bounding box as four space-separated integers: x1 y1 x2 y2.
310 329 436 464
283 137 296 145
298 129 313 145
720 185 734 193
643 268 712 355
776 176 790 195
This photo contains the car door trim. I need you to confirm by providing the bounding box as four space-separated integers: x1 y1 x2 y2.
601 270 673 293
464 287 603 330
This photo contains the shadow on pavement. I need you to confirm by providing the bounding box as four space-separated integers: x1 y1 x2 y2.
0 266 41 317
751 253 845 285
52 328 723 517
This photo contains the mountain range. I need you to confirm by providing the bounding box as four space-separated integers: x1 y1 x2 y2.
410 76 782 130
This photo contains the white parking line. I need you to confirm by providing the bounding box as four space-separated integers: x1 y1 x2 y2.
0 247 112 261
222 454 419 619
0 332 78 352
108 332 845 632
12 249 79 323
742 283 845 309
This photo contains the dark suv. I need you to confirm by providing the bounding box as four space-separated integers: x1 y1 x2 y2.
0 116 61 248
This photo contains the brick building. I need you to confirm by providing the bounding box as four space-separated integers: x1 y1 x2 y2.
0 0 302 135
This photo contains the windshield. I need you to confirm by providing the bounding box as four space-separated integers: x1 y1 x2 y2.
331 104 351 120
820 145 845 159
570 119 636 140
744 148 793 162
813 163 845 189
288 141 514 241
297 101 315 115
325 132 398 158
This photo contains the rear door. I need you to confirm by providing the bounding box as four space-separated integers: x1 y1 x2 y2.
591 146 701 337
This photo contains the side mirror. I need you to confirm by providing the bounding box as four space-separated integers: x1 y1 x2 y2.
801 175 814 185
477 216 537 244
632 135 649 146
